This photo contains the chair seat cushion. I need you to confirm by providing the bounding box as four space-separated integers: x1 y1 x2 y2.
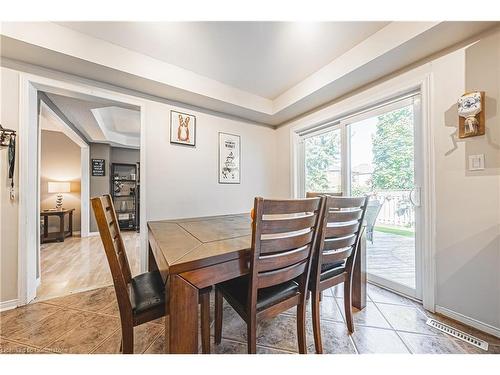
217 276 299 312
320 261 346 281
129 271 165 315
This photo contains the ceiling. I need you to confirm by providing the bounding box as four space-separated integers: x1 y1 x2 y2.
2 21 498 126
44 93 141 148
56 21 389 99
40 103 64 132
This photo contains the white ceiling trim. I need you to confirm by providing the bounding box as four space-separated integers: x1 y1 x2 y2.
1 22 273 114
91 107 140 148
39 101 88 148
272 22 439 113
0 21 440 116
1 21 497 126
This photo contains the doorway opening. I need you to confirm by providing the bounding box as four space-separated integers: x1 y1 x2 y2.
33 89 143 302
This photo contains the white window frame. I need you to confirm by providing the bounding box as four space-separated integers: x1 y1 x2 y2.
289 71 435 311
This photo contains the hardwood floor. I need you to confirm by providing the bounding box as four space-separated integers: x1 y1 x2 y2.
1 283 498 354
36 232 141 301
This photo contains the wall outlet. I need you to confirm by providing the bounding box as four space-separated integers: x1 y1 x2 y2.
468 154 485 171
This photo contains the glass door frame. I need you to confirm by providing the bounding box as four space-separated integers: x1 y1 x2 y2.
340 95 423 300
298 93 424 300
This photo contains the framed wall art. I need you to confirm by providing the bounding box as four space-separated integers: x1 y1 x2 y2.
218 132 241 184
91 159 105 176
170 110 196 146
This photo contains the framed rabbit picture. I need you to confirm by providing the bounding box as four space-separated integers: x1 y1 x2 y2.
218 132 241 184
170 110 196 146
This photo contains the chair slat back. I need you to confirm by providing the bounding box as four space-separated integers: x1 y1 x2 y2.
313 195 368 286
250 197 323 298
91 195 133 312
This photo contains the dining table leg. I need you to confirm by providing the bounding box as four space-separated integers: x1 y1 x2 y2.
148 245 159 272
352 230 367 310
168 274 200 353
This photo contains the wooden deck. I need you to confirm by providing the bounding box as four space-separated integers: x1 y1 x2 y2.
367 230 415 289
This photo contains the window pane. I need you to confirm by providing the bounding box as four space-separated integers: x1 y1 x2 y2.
304 129 341 194
350 105 414 197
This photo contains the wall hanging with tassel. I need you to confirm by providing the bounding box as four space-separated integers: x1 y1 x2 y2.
0 124 17 200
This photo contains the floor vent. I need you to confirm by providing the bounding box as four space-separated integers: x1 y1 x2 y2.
426 318 489 351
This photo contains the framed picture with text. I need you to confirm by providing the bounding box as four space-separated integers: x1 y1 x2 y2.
218 132 240 184
91 159 105 176
170 110 196 146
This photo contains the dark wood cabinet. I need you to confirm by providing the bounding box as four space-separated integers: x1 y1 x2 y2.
110 163 139 231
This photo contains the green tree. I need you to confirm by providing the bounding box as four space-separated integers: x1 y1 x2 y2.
372 107 414 190
351 183 372 197
304 131 341 192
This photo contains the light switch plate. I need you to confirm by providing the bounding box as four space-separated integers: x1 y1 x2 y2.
468 154 485 171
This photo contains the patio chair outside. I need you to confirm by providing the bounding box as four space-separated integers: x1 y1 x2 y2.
365 198 384 243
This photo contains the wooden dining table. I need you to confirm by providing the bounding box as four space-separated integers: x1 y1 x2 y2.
147 213 367 354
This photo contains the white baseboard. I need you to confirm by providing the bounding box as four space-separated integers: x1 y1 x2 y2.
87 232 100 237
0 299 18 312
435 305 500 339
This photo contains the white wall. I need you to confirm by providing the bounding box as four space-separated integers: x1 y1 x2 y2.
40 130 82 232
0 65 279 305
1 30 499 337
274 30 500 334
432 32 500 331
144 101 277 220
0 67 20 303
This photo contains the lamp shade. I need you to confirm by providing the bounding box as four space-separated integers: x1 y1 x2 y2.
48 181 71 193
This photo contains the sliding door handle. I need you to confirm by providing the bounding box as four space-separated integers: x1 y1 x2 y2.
409 187 421 207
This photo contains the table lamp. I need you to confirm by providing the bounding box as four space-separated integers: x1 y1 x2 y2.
48 181 71 209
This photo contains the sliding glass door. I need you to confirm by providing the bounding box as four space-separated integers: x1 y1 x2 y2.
343 97 421 298
300 94 422 299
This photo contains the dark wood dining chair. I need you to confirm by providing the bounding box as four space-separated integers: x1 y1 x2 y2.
214 196 324 354
92 194 211 354
308 195 368 354
306 192 343 302
306 192 343 198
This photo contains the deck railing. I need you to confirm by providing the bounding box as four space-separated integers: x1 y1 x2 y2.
372 189 415 229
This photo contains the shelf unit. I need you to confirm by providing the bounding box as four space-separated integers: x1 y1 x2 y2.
110 163 140 231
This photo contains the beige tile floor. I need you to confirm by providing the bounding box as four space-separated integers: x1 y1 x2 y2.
36 232 141 301
2 283 499 354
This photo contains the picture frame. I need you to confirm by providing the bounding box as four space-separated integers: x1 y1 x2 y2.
218 132 241 184
170 110 196 146
91 159 105 176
